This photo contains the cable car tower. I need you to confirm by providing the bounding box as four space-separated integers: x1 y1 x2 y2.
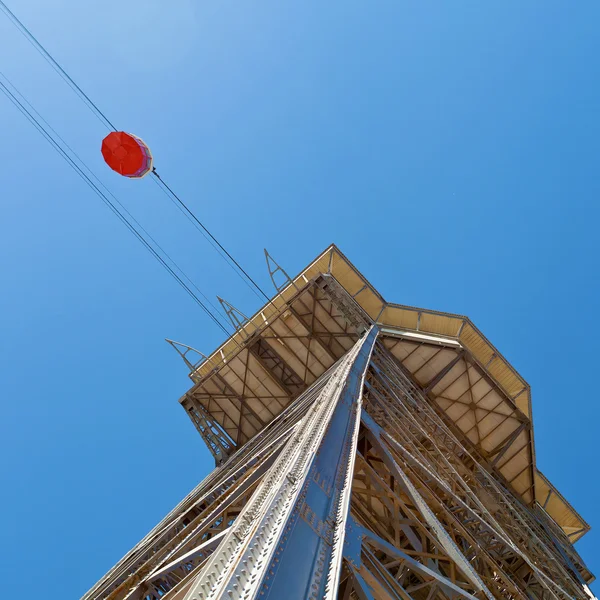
83 245 595 600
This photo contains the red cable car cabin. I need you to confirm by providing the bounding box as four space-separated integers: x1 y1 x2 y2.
101 132 153 178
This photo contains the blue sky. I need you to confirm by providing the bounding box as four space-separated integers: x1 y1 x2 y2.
0 1 598 597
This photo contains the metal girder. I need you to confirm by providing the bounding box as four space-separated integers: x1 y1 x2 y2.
489 421 529 467
185 279 366 454
181 327 378 600
183 399 234 465
360 413 494 600
344 516 481 600
362 343 590 600
81 400 311 600
248 337 306 397
422 349 465 394
146 529 230 583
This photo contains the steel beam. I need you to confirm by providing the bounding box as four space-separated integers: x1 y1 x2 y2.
181 327 378 600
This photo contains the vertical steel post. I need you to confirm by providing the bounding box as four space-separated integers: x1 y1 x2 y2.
183 327 378 600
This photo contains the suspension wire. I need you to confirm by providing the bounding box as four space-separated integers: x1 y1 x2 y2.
0 77 235 338
0 0 117 132
0 0 275 307
149 175 264 302
0 72 230 331
151 173 270 303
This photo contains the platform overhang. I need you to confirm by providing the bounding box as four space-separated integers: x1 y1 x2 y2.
179 244 590 543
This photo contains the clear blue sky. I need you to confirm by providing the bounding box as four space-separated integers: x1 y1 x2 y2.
0 1 598 597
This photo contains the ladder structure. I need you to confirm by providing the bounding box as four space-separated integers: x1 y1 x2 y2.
83 245 595 600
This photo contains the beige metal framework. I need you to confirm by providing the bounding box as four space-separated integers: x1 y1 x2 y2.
83 244 594 600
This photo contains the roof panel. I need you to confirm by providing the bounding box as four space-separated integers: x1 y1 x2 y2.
419 312 463 337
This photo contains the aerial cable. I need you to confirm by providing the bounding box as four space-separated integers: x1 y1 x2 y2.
0 74 225 328
0 77 229 335
148 176 266 303
0 72 230 332
0 75 234 338
0 0 273 306
0 0 117 132
151 173 271 303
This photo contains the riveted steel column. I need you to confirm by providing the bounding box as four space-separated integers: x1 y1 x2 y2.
183 326 378 600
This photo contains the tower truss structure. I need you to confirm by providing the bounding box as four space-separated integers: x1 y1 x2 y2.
83 245 595 600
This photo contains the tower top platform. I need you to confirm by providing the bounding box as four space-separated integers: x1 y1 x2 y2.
179 244 590 546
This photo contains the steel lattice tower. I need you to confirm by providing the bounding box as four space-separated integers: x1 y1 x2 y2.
83 245 595 600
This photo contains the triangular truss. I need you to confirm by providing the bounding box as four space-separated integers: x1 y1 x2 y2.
218 297 252 337
184 399 234 465
166 339 209 376
264 248 297 293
